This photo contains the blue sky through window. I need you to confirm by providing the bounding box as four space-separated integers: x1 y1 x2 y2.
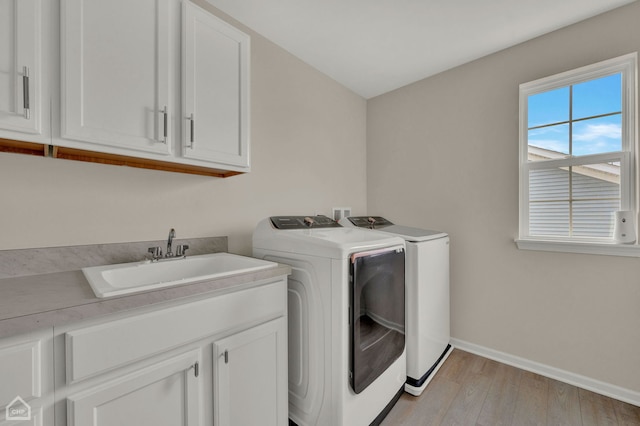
527 73 622 157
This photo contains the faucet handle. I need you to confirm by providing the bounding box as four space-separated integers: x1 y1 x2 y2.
176 244 189 257
148 246 162 260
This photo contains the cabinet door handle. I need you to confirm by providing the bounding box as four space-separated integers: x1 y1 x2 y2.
188 113 195 149
189 362 199 378
222 349 228 364
22 66 30 119
161 106 168 144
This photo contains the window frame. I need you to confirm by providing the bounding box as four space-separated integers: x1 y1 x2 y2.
517 53 639 256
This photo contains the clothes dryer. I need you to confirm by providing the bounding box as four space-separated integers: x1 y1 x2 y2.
253 216 407 426
340 216 452 396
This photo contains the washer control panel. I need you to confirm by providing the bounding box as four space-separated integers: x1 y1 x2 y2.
347 216 394 229
270 215 342 229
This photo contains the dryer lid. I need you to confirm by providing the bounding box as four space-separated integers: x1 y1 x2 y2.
344 216 447 242
379 225 447 242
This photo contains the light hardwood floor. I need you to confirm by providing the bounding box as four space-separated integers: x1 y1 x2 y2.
382 349 640 425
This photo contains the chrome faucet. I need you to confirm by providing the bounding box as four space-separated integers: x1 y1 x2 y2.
148 228 188 262
166 228 176 257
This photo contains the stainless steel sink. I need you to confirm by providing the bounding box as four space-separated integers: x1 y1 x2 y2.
82 253 277 298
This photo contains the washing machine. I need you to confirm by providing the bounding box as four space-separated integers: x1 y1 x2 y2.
340 216 452 396
253 216 407 426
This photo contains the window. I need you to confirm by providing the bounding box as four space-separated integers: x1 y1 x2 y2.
518 53 638 256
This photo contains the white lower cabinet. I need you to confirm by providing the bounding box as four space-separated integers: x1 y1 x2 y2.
214 317 288 426
0 329 53 426
53 278 288 426
66 350 201 426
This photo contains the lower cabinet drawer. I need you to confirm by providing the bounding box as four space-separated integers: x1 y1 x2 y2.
65 279 286 383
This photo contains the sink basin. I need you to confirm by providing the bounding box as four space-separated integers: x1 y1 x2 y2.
83 253 278 298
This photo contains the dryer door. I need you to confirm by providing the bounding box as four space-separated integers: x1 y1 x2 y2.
350 246 405 394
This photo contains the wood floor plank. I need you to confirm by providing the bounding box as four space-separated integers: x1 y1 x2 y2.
437 349 475 385
380 379 460 425
476 362 522 426
612 398 640 426
579 388 619 426
511 371 549 426
382 349 640 426
380 393 418 425
439 372 492 425
546 379 582 426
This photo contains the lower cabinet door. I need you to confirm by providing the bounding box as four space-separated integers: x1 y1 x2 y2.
66 350 201 426
214 318 287 426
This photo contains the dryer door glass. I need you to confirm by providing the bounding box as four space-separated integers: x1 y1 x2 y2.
350 247 405 394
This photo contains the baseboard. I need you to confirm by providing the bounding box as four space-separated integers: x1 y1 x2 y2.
450 338 640 407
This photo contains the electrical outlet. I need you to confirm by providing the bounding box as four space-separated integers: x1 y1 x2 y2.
332 207 352 221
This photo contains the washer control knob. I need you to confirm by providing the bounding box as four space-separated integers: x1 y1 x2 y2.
303 216 315 227
367 217 376 229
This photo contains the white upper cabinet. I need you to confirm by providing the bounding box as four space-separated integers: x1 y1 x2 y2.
182 2 250 169
0 0 45 141
54 0 251 174
1 0 250 174
60 0 172 156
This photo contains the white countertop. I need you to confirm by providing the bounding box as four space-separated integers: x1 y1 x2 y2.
0 264 291 339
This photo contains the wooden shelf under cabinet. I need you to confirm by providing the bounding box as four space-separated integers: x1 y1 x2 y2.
52 146 244 178
0 138 244 178
0 138 47 157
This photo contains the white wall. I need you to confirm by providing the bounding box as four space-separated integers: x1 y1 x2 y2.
367 2 640 393
0 2 367 255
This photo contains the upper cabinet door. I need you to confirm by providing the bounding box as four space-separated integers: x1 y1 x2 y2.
182 2 250 168
61 0 172 155
0 0 43 137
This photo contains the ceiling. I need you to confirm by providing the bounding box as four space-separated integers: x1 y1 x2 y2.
206 0 636 99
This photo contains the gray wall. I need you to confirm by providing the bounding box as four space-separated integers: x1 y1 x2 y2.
0 2 367 255
367 2 640 393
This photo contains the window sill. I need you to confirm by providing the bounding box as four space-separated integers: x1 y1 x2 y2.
515 238 640 257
